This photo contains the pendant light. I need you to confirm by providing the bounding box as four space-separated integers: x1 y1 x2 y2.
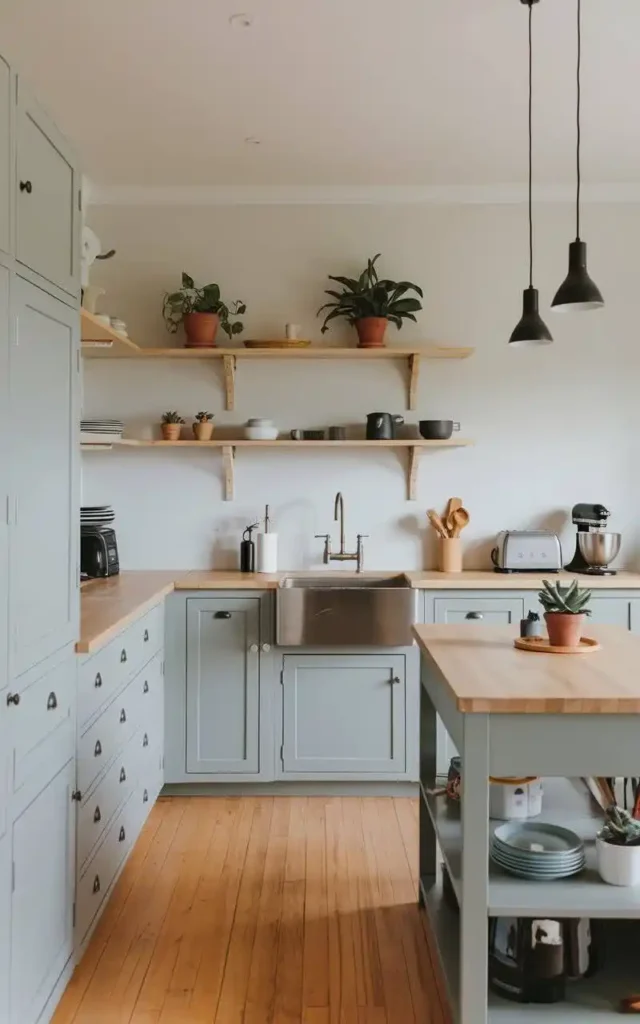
552 0 604 311
510 0 553 346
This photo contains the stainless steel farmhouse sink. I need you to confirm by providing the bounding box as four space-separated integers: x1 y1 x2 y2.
276 574 415 646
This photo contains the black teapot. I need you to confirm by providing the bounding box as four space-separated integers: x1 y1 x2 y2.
366 412 404 440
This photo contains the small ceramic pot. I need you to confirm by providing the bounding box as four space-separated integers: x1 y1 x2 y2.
596 835 640 886
161 423 182 441
544 612 584 648
355 316 387 348
193 420 214 441
183 312 219 348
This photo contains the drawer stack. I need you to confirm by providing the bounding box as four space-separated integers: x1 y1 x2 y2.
75 601 165 948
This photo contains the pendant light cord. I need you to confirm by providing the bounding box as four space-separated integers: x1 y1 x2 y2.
528 1 533 288
576 0 582 240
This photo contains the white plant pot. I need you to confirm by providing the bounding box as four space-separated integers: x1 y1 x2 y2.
596 835 640 886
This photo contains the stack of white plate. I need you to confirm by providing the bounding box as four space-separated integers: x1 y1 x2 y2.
490 822 585 880
81 506 115 529
81 419 124 445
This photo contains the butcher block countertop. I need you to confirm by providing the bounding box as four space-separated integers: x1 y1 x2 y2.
405 569 640 589
413 623 640 714
77 571 178 653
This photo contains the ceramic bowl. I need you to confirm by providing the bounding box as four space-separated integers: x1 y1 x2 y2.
245 426 279 441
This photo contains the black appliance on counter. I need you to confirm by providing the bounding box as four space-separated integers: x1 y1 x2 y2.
81 526 119 578
565 503 613 575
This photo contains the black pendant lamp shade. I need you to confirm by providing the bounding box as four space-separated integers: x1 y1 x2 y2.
509 0 553 346
552 0 604 312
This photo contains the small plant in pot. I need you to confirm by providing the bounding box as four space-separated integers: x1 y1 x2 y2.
538 579 592 648
596 805 640 887
160 411 185 441
163 272 246 348
192 411 214 441
317 254 423 348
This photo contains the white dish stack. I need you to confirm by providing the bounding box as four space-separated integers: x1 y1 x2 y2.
81 419 124 446
81 505 115 529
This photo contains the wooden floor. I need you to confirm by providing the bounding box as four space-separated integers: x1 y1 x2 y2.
53 796 450 1024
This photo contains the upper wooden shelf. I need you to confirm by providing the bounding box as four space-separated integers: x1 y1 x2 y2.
80 309 140 352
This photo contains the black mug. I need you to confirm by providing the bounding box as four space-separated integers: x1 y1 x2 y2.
366 412 404 440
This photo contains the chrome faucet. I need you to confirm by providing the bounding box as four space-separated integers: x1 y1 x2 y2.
315 491 368 572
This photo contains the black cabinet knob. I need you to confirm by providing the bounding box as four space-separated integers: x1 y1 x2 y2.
19 180 32 194
143 789 149 803
118 826 126 842
465 611 484 620
6 692 20 706
71 789 82 802
143 733 149 747
93 875 101 894
94 672 102 688
93 806 101 823
94 739 102 757
120 648 127 663
143 680 149 694
119 708 127 724
143 629 149 642
214 611 232 619
47 691 58 710
119 767 126 783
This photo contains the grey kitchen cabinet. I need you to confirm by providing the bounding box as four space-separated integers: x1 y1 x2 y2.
186 597 262 774
0 830 9 1024
0 55 11 255
10 758 75 1024
9 276 79 678
0 262 8 693
433 596 525 625
16 81 79 298
281 653 407 775
567 595 640 633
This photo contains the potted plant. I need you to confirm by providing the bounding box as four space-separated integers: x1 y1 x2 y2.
192 411 214 441
163 272 246 348
317 253 423 348
596 805 640 886
160 411 185 441
538 579 592 648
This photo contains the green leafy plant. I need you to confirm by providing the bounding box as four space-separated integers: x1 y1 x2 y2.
161 411 185 425
600 805 640 847
195 411 214 423
317 254 423 334
538 579 592 615
163 272 246 339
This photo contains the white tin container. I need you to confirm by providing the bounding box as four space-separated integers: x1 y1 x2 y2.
489 777 543 820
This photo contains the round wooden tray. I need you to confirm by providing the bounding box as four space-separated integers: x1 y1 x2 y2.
243 339 311 349
514 635 601 655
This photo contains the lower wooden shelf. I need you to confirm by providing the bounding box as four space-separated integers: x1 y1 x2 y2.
80 437 472 501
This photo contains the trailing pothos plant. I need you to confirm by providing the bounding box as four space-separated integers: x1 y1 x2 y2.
317 254 423 333
163 273 246 339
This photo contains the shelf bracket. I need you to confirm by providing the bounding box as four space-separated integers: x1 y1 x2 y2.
222 445 235 501
408 445 420 501
223 355 236 411
408 354 420 411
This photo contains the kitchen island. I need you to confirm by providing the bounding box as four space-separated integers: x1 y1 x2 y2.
413 623 640 1023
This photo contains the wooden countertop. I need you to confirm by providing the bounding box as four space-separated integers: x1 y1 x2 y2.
77 571 178 653
405 570 640 589
413 623 640 714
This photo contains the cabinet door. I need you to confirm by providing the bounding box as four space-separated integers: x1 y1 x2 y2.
186 598 260 774
0 55 11 256
9 277 79 677
16 81 79 297
0 831 10 1024
585 597 635 630
433 597 524 625
282 654 406 774
10 759 75 1024
0 264 8 692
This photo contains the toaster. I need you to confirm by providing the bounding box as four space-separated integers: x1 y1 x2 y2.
491 531 562 573
81 527 120 578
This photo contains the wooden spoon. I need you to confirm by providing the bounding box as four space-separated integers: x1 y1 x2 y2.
445 497 463 536
450 507 470 537
427 509 449 539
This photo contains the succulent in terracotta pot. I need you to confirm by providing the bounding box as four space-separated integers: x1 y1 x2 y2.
538 579 592 647
163 272 246 348
160 410 185 441
192 411 214 441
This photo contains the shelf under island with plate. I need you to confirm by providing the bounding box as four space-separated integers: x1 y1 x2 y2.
413 622 640 1023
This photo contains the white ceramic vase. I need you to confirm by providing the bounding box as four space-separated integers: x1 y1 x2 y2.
596 835 640 886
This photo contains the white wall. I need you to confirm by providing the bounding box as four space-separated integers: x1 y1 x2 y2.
82 201 640 571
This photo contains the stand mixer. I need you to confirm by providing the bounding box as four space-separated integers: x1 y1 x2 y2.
565 503 621 576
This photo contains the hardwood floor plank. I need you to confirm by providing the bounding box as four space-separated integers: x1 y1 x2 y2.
302 799 329 1012
273 799 307 1023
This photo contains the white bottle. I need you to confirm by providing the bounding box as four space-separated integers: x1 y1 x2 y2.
257 504 278 573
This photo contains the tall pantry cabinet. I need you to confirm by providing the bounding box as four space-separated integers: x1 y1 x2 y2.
0 51 81 1024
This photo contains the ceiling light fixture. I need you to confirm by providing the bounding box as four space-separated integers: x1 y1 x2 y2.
509 0 553 346
551 0 604 312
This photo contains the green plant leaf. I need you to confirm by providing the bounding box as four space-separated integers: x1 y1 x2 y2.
390 297 422 314
231 321 243 335
181 272 194 289
202 283 221 303
327 275 359 292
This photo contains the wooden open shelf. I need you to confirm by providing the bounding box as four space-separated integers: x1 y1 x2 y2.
80 437 472 502
81 328 474 411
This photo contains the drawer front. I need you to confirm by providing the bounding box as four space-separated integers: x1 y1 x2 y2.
77 745 135 870
135 749 163 831
76 794 134 944
12 656 75 792
135 653 164 737
433 597 525 625
77 680 138 796
127 603 164 669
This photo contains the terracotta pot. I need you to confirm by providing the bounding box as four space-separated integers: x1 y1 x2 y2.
544 612 585 648
193 420 214 441
183 312 219 348
355 317 388 348
161 422 182 441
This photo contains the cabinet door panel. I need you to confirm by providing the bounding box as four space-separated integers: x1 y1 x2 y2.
585 597 634 630
282 654 406 774
16 82 78 296
186 598 260 774
0 831 9 1024
10 759 75 1024
0 264 8 692
434 598 524 625
9 278 79 677
0 55 10 255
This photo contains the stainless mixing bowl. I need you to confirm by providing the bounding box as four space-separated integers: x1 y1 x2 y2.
578 532 621 568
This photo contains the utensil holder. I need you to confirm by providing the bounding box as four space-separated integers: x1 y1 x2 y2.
439 537 462 573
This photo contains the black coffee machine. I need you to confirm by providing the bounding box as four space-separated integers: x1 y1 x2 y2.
565 503 613 575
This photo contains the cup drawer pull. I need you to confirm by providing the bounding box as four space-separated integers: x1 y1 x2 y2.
118 826 126 843
143 733 149 747
120 649 127 663
465 611 484 620
93 806 101 824
143 788 149 803
143 628 149 641
46 691 58 710
143 680 149 694
94 740 102 757
93 875 101 894
119 708 127 724
119 767 126 783
94 672 102 689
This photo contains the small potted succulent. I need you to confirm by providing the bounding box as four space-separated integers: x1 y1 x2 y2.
538 579 592 648
192 411 214 441
160 411 185 441
317 253 423 348
596 805 640 887
163 272 246 348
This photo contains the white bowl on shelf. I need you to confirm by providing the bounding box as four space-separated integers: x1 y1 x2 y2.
244 419 278 441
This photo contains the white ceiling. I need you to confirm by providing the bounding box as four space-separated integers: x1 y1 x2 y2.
1 0 638 189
